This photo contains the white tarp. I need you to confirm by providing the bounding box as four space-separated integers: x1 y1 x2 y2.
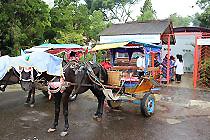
0 52 63 80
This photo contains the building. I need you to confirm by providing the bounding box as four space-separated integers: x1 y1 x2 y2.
99 20 175 65
100 19 175 45
162 27 210 72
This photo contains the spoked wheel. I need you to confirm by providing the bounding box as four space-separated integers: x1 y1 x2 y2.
107 100 121 109
69 93 78 102
140 92 155 117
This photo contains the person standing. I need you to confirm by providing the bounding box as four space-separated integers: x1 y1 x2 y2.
161 54 168 80
170 56 175 80
136 53 145 77
154 56 160 67
174 54 184 83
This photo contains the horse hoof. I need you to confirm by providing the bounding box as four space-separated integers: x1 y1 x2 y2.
24 102 29 105
60 131 68 137
48 128 56 133
93 115 102 121
30 104 34 108
96 117 102 121
24 103 29 106
93 115 98 119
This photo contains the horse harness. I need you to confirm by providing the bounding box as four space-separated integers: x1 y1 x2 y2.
48 61 105 94
19 61 106 96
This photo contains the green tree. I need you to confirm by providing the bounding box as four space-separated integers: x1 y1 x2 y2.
195 0 210 27
49 3 105 44
137 0 156 22
196 0 210 9
54 0 80 6
84 0 140 23
191 13 201 26
49 4 89 44
169 13 191 27
0 0 50 56
197 6 210 27
88 10 106 40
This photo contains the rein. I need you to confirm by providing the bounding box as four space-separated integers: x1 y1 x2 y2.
85 62 106 89
12 68 20 79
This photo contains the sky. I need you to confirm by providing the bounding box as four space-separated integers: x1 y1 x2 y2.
43 0 202 19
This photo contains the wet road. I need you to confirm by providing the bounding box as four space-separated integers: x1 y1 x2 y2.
0 82 210 140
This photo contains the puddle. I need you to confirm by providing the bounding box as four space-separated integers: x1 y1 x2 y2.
166 118 182 124
19 116 39 122
186 100 210 109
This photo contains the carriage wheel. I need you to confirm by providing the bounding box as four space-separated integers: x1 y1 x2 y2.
69 93 78 102
107 100 121 109
140 93 155 117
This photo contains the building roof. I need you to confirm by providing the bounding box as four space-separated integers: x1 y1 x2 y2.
174 27 210 33
100 19 173 36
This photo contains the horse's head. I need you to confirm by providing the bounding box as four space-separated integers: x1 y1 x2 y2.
19 66 36 91
1 67 20 84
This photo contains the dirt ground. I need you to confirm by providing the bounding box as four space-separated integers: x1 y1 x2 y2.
0 73 210 140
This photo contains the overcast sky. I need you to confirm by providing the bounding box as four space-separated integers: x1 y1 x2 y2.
43 0 202 19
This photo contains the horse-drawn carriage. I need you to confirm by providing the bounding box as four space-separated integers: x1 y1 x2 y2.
7 41 162 136
92 41 161 117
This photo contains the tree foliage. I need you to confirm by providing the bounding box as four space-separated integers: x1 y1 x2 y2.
84 0 139 23
137 0 156 22
191 13 201 26
0 0 139 56
0 0 50 56
194 0 210 27
49 3 105 45
169 13 191 27
54 0 80 6
196 0 210 9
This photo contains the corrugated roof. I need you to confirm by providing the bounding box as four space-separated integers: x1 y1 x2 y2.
100 20 171 36
174 27 210 33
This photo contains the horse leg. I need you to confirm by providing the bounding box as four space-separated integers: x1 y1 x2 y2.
30 87 36 107
90 88 105 121
48 93 62 133
0 84 7 92
25 89 32 105
60 87 73 137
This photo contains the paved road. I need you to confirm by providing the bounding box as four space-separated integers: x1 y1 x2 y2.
0 83 210 140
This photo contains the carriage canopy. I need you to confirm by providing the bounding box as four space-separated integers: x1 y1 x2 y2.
92 41 162 66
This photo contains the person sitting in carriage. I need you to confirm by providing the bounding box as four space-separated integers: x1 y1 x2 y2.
136 53 145 77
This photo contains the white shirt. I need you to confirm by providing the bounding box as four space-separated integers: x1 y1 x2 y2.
137 56 145 68
174 60 184 74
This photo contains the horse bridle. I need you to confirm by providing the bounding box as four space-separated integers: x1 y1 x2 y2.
19 66 41 82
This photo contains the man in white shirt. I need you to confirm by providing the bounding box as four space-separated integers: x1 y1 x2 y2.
174 54 184 83
136 53 145 77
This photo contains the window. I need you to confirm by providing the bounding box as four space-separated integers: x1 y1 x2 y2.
117 53 128 58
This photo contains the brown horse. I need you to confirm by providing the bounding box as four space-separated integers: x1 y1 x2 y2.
0 68 19 92
19 61 108 136
0 67 40 107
